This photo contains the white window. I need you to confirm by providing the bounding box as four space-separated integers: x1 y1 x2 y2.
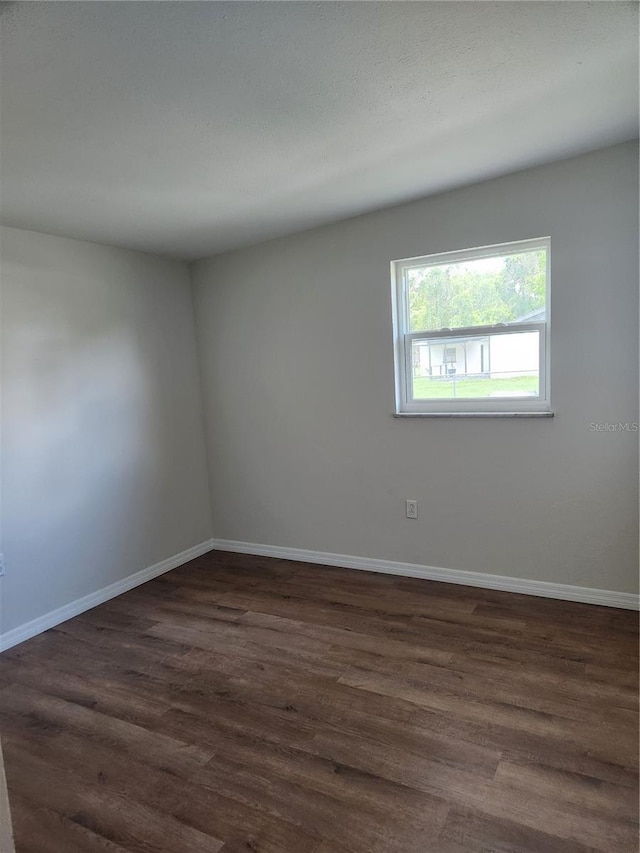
391 237 551 416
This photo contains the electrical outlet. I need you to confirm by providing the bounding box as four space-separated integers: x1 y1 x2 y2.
0 554 5 577
405 500 418 519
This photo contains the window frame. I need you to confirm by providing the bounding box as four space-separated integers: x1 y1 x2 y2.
391 237 551 416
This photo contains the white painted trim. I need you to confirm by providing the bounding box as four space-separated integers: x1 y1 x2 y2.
210 539 639 611
391 236 551 416
0 539 214 652
393 411 554 418
2 536 635 654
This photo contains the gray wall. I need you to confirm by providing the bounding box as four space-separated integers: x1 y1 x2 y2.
1 227 212 634
192 142 639 594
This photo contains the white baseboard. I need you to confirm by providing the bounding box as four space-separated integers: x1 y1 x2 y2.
210 538 640 611
0 539 214 653
2 536 635 653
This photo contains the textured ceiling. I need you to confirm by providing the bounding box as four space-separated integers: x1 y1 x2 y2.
0 1 638 260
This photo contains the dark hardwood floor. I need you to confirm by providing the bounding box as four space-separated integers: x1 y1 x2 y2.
0 551 638 853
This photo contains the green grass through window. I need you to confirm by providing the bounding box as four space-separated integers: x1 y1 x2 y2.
412 374 539 399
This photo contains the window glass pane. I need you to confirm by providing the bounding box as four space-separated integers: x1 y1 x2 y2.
411 330 540 400
407 248 546 332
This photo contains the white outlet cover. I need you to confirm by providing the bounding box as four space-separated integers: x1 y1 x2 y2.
405 500 418 519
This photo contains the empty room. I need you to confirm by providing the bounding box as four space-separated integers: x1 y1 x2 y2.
0 2 638 851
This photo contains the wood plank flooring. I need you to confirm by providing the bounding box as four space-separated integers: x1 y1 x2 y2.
0 551 638 852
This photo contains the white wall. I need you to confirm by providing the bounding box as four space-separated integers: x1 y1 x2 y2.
192 142 639 594
0 227 212 635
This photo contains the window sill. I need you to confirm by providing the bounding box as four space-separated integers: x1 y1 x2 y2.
393 411 554 418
